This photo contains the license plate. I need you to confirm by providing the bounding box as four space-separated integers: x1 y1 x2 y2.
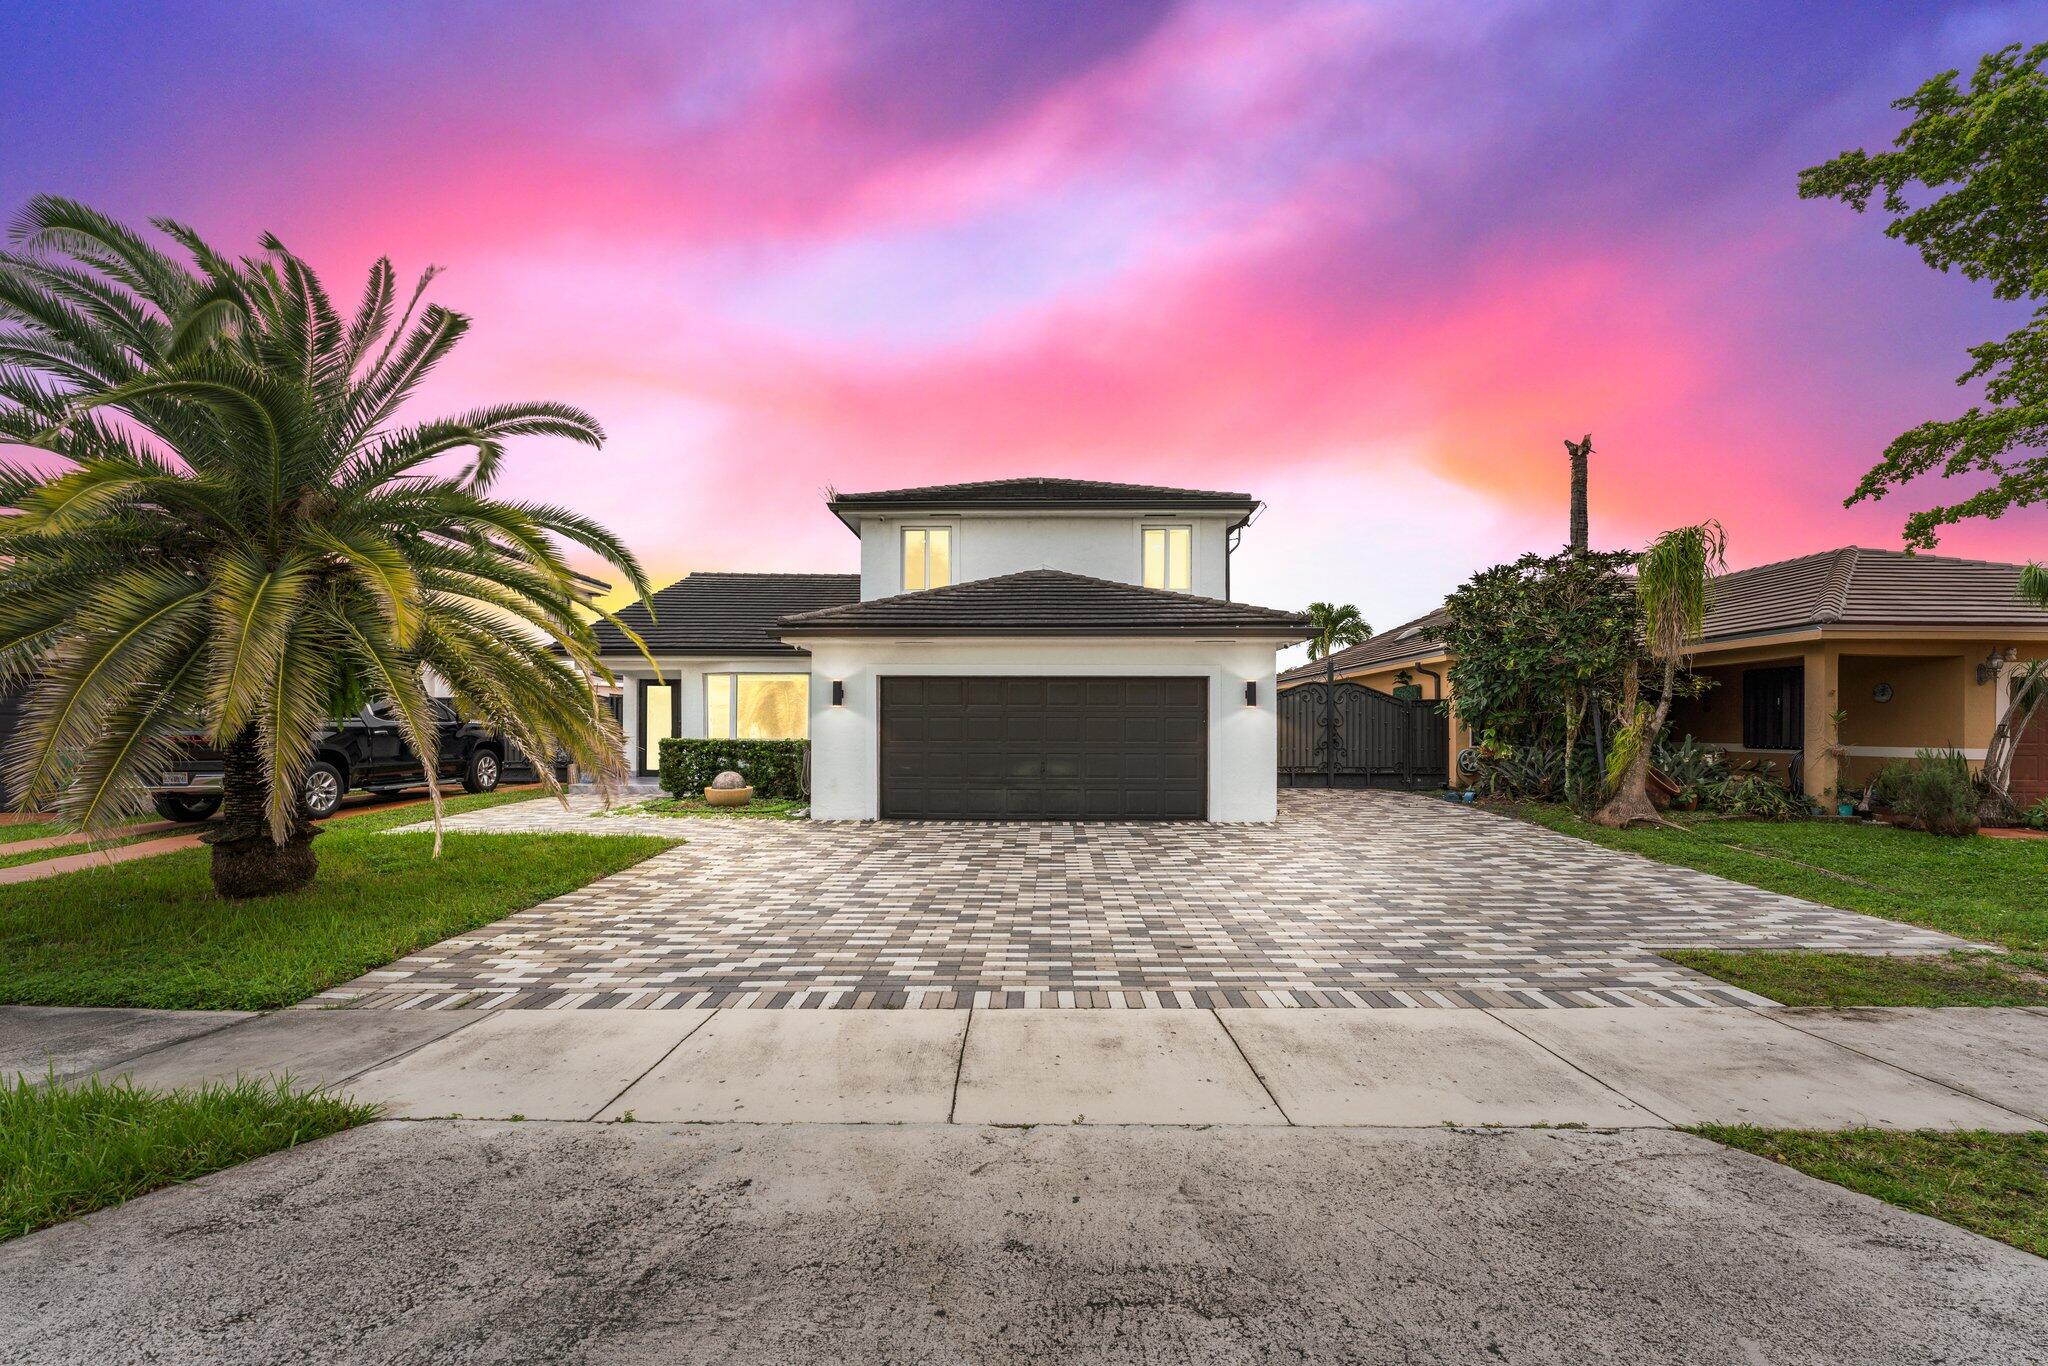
159 773 192 786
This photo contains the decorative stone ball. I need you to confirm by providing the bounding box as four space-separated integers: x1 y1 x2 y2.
710 770 748 790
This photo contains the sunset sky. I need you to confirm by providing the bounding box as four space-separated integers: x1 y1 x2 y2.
8 0 2047 647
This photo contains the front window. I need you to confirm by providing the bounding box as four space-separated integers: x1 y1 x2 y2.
902 526 953 591
1143 525 1192 592
640 680 675 773
706 673 809 740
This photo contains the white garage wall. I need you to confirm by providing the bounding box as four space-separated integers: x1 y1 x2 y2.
799 636 1283 822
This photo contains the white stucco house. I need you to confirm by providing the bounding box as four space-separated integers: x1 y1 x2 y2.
591 479 1311 821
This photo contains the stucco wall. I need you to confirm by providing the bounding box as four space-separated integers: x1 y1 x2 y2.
854 513 1237 600
799 636 1283 822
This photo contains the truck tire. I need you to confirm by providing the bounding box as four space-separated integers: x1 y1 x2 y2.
301 761 346 819
462 748 502 795
152 794 222 823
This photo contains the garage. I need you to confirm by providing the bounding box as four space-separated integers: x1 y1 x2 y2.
880 676 1207 820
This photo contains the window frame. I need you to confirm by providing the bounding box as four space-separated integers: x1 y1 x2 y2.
1141 523 1194 593
900 524 954 592
1741 665 1804 751
638 678 679 776
704 671 811 741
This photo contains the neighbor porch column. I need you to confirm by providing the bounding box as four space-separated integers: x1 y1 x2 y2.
1801 644 1839 800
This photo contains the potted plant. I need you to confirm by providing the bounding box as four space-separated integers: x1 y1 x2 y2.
1831 786 1860 819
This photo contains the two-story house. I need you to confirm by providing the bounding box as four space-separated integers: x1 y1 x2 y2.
590 478 1311 821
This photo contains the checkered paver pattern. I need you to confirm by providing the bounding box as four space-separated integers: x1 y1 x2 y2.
310 790 1969 1010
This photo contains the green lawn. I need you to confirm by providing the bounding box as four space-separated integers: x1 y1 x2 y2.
0 831 159 871
1507 805 2048 1003
1693 1126 2048 1258
602 794 806 820
1 1074 375 1242
0 822 68 846
0 790 677 1010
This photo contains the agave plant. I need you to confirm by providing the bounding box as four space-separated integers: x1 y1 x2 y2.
0 197 649 896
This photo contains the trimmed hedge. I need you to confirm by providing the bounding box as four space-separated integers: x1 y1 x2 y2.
658 738 809 800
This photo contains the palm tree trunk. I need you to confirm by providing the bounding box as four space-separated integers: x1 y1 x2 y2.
203 727 318 898
1592 660 1675 828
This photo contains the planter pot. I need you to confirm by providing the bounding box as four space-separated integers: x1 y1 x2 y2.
704 785 754 807
1836 803 1856 818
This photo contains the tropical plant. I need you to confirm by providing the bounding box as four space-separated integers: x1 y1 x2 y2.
1439 546 1641 810
1564 433 1592 551
0 198 649 897
1304 601 1370 662
1801 43 2048 548
1472 739 1565 801
1871 749 1981 837
1652 734 1724 807
1979 562 2048 809
1594 521 1726 828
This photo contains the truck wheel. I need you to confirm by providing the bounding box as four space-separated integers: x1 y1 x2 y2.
152 794 222 823
301 762 346 819
462 748 502 794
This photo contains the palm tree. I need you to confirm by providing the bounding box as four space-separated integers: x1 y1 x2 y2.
1565 433 1592 552
1592 521 1726 828
1305 602 1370 662
1981 562 2048 807
0 198 649 897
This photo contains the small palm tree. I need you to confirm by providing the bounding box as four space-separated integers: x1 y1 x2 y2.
0 198 648 897
1593 521 1726 828
1305 602 1370 662
1982 562 2048 805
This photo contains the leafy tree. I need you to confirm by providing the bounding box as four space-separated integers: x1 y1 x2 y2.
1304 601 1370 661
1593 522 1726 828
1438 547 1640 808
1800 43 2048 547
0 198 648 897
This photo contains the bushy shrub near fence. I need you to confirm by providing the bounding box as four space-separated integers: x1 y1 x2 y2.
657 738 808 800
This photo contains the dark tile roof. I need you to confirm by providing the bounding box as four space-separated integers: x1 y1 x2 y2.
1279 546 2048 685
827 477 1256 519
778 569 1312 638
1277 608 1449 685
592 573 860 656
1701 547 2048 640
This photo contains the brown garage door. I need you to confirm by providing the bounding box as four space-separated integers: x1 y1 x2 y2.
880 677 1207 820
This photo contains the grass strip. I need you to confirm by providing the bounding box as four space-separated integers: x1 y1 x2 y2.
1692 1126 2048 1259
1 1073 376 1242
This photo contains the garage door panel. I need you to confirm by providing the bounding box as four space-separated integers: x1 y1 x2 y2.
880 675 1207 821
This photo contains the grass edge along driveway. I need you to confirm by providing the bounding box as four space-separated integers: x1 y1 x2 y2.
0 790 679 1011
1506 804 2048 1006
1 1073 376 1243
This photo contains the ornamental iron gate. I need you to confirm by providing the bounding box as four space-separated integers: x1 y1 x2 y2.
1277 678 1448 789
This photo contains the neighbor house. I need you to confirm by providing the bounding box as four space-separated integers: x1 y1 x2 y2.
1278 547 2048 805
589 479 1311 821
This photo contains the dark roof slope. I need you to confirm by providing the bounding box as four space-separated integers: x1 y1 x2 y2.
827 477 1255 528
1702 547 2048 640
1277 608 1449 685
591 573 859 656
779 569 1311 638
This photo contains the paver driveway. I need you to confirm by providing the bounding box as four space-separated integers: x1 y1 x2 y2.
313 790 1965 1010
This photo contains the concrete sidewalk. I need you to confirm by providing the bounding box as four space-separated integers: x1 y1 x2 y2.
13 1002 2047 1131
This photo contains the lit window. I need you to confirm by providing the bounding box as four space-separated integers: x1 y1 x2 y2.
902 526 952 591
1143 526 1192 592
706 673 809 740
640 682 675 773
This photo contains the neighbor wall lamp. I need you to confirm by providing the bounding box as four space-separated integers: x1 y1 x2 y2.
1244 681 1257 707
831 680 845 706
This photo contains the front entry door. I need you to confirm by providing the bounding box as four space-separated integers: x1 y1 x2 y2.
639 680 677 776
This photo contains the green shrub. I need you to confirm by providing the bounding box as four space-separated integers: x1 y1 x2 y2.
657 738 808 800
1872 749 1981 837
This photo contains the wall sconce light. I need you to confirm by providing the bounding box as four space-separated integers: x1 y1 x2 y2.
1976 648 2016 685
831 680 845 706
1244 681 1257 707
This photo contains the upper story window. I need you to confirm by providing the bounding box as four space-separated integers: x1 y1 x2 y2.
902 526 953 592
1142 525 1192 592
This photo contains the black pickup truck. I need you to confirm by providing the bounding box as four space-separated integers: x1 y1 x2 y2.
145 699 516 822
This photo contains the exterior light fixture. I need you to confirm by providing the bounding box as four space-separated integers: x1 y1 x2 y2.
1244 681 1257 706
832 680 845 706
1976 649 2014 685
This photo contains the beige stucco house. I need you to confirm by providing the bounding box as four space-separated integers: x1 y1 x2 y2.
1279 547 2048 806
